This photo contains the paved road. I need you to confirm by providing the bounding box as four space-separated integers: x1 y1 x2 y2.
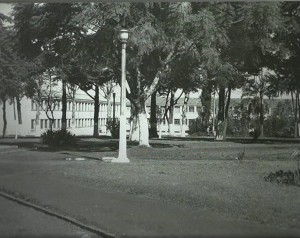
0 146 299 237
0 196 100 237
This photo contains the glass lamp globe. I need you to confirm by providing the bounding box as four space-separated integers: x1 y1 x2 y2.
119 29 129 43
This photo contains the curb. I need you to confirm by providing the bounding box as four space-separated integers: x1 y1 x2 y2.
0 190 116 238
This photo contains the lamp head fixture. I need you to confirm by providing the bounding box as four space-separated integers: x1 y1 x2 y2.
119 29 129 43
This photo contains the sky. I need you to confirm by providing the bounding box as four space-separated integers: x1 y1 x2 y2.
0 3 12 15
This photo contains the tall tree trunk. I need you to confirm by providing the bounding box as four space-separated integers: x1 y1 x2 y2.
93 85 100 137
296 92 300 137
2 97 7 138
291 92 298 138
106 92 112 135
129 98 150 146
130 108 139 142
259 93 264 137
71 89 76 129
35 100 40 136
298 92 300 137
137 100 150 147
216 86 225 140
13 98 18 139
169 90 175 136
50 119 54 131
223 87 232 141
180 92 189 137
111 92 117 137
61 79 67 130
16 95 22 125
149 90 158 138
201 84 212 131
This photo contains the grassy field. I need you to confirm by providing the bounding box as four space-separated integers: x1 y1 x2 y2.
54 138 300 231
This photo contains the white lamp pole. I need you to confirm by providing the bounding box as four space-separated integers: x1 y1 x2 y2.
112 29 130 163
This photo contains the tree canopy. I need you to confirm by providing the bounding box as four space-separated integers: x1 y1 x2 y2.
2 2 300 139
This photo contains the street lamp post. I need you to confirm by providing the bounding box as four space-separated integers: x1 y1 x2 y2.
112 29 130 163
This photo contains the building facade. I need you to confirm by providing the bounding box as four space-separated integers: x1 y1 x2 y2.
0 86 292 138
0 88 201 137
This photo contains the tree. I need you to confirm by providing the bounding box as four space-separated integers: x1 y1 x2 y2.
242 69 271 137
0 13 38 137
13 3 86 131
123 2 230 144
265 2 300 137
158 51 203 137
39 69 61 131
100 80 116 136
208 2 283 141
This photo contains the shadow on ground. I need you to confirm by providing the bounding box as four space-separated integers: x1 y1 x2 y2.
161 136 300 144
28 139 185 152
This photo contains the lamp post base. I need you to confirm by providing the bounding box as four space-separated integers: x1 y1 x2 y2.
112 156 130 163
102 156 130 163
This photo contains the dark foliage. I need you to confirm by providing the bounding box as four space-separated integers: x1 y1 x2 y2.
249 128 261 140
264 169 300 186
188 118 208 136
41 129 76 147
106 118 120 139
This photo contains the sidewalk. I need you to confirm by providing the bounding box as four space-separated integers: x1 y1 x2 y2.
0 148 298 237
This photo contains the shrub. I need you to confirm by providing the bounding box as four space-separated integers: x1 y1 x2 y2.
264 169 300 186
41 129 76 147
264 115 294 138
252 128 261 140
188 117 207 135
106 118 120 139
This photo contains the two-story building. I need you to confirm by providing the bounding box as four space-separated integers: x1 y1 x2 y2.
0 87 202 137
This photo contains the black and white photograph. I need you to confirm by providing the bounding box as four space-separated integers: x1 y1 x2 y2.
0 1 299 237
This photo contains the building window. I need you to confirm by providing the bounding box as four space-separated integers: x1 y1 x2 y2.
44 119 48 129
31 101 36 111
40 119 43 129
57 119 60 129
189 106 195 113
53 119 56 129
31 119 36 130
100 118 105 126
174 119 180 125
68 119 71 128
175 106 180 113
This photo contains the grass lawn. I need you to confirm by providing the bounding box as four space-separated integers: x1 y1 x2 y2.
55 138 300 231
